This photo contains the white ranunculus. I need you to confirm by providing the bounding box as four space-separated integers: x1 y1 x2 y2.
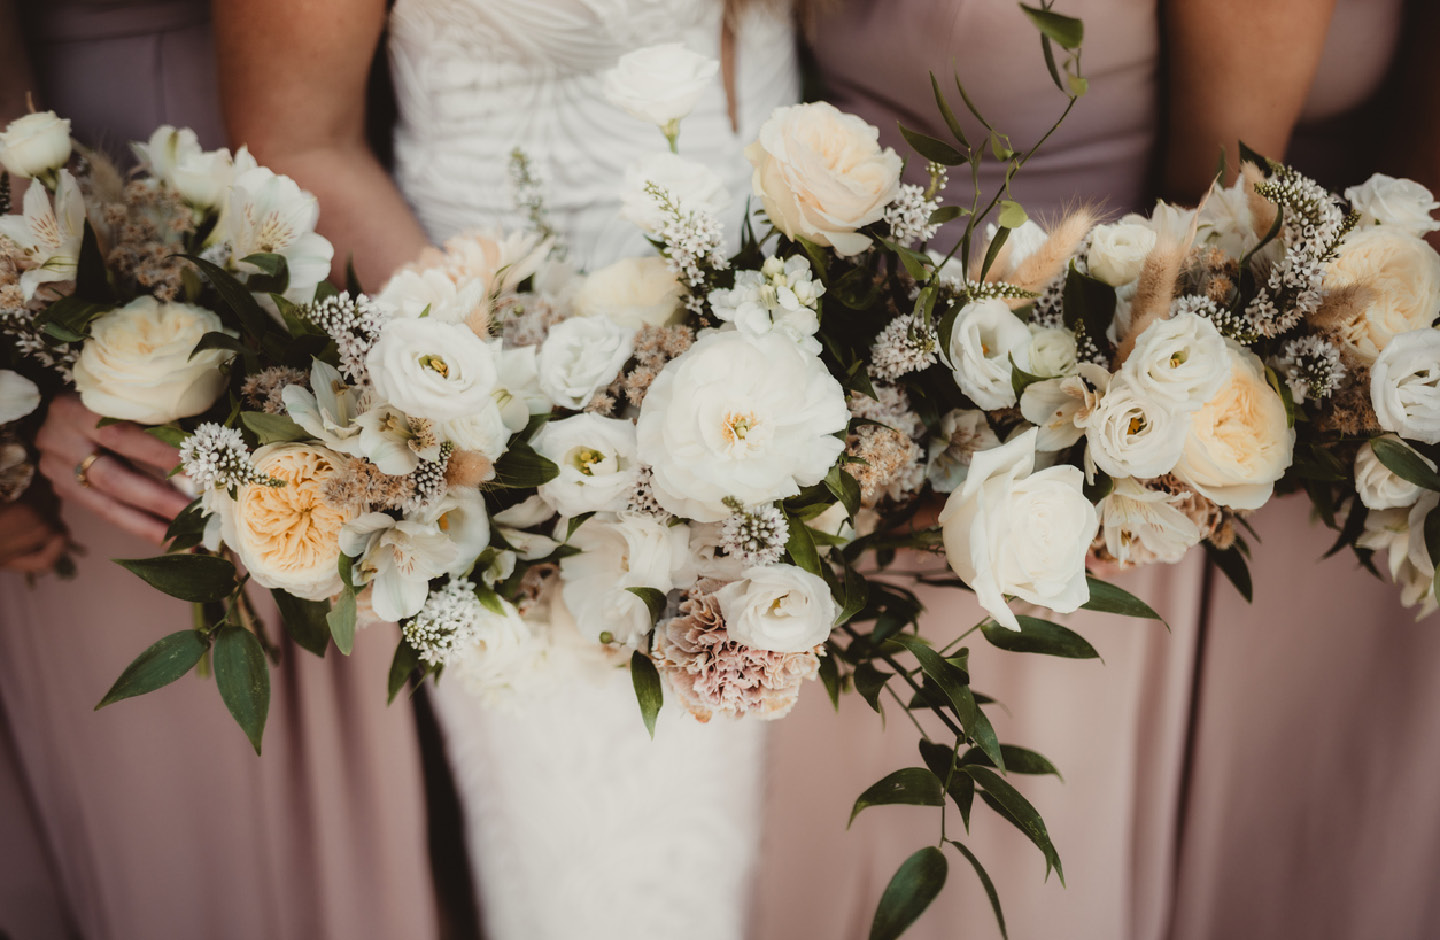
1356 434 1430 510
1325 227 1440 363
1082 373 1190 479
1027 325 1078 379
133 125 234 207
927 408 1002 493
376 268 488 324
73 297 233 424
341 513 459 621
746 102 902 257
947 298 1032 409
0 111 71 178
0 370 40 424
536 315 634 410
559 513 692 645
1019 364 1110 452
602 43 718 128
635 329 848 522
1173 344 1294 509
621 152 730 233
531 413 640 517
1346 173 1440 238
212 162 334 304
715 564 839 652
1371 329 1440 444
1121 311 1230 412
367 318 500 422
1086 222 1156 286
573 256 684 329
0 171 85 300
938 427 1097 630
1097 478 1203 566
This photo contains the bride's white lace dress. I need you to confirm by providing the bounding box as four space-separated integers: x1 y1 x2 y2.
386 3 799 938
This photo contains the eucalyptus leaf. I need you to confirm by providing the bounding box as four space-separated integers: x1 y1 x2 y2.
899 124 966 166
868 846 948 940
115 554 238 603
1370 437 1440 492
630 650 664 739
948 840 1008 939
1081 577 1165 623
1019 3 1084 49
327 586 357 655
996 200 1028 229
96 630 209 708
981 224 1012 281
271 589 331 657
981 615 1098 659
964 764 1064 882
214 626 271 754
929 73 970 149
849 767 945 827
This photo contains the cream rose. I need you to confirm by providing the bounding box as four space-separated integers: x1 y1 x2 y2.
947 298 1032 409
1325 227 1440 363
938 427 1097 630
536 315 634 410
366 318 500 422
1086 222 1156 287
746 102 902 257
602 43 718 128
1356 435 1430 510
1345 174 1440 238
73 297 233 424
0 111 71 179
715 564 839 652
1173 345 1294 509
573 256 684 329
1370 328 1440 444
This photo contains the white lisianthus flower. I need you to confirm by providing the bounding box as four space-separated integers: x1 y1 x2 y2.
1086 222 1156 286
938 427 1097 630
212 162 334 304
1355 435 1431 510
351 402 441 475
132 125 234 208
715 564 839 652
73 297 234 424
0 171 85 300
1121 312 1230 412
559 513 692 645
341 513 460 622
0 111 70 178
746 102 902 257
1027 325 1078 379
927 408 1002 493
947 298 1032 409
439 403 510 460
495 345 549 431
536 315 634 410
621 152 730 234
1345 173 1440 237
573 256 684 329
283 359 365 454
367 318 500 422
635 329 848 522
531 413 640 517
1019 363 1110 452
0 370 40 424
1324 227 1440 363
1173 344 1294 509
1082 373 1190 479
417 488 491 577
376 268 487 324
709 255 824 351
602 43 718 128
1097 478 1203 566
1371 328 1440 444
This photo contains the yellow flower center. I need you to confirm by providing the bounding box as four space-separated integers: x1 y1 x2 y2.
419 354 450 378
723 411 759 444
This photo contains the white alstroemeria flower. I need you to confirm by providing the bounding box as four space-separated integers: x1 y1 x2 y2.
355 402 442 475
1345 173 1440 238
1019 362 1111 452
495 344 549 432
0 370 40 424
1096 478 1203 566
342 514 460 622
283 359 365 454
212 161 334 303
0 111 71 179
492 495 560 561
132 125 235 208
416 488 491 577
0 171 85 300
531 413 640 517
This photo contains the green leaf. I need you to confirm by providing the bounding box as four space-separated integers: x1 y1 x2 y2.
185 254 274 339
854 661 890 714
74 220 113 302
868 846 948 940
239 252 289 295
960 744 1062 778
928 205 968 225
837 560 869 626
1020 3 1084 49
1425 506 1440 607
271 589 331 657
929 73 970 149
964 764 1064 881
388 638 421 704
824 462 862 518
213 626 270 754
850 767 945 827
241 410 307 445
35 294 110 341
899 124 966 166
981 615 1099 659
491 442 559 488
1061 263 1116 356
115 553 238 603
327 586 357 655
1206 542 1253 603
888 633 1004 769
190 330 246 361
818 647 841 710
1370 437 1440 492
96 630 209 708
1081 577 1165 622
918 740 975 824
784 509 823 576
627 586 668 625
996 199 1028 229
948 840 1008 938
981 224 1012 282
630 650 664 739
144 425 189 449
1067 74 1089 97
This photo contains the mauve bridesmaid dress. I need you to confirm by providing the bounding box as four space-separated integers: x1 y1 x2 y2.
0 3 438 938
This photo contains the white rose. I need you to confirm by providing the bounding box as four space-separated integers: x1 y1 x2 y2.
1121 312 1230 412
1173 344 1294 509
1097 478 1203 566
573 256 684 329
635 329 848 522
602 43 718 128
367 318 500 422
559 513 692 644
0 111 71 178
531 413 640 517
746 102 902 257
1356 434 1430 510
1346 173 1440 238
1371 328 1440 444
0 370 41 424
536 315 634 410
947 298 1032 409
73 297 233 424
1027 325 1078 379
621 152 730 234
1325 227 1440 363
1082 373 1190 479
938 427 1097 630
1086 222 1156 287
715 564 838 652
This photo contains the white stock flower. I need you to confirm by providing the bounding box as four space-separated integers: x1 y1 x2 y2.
746 102 902 257
1097 478 1203 566
1345 174 1440 238
376 268 487 324
1086 222 1156 286
714 564 838 652
1019 363 1110 452
709 255 824 351
1082 373 1190 479
0 171 85 300
367 318 501 422
73 297 234 424
1027 325 1078 379
559 513 692 645
1121 312 1230 412
0 111 71 178
536 315 634 410
937 427 1097 630
573 256 684 329
947 298 1032 409
635 329 848 522
531 413 640 517
1371 328 1440 443
1324 227 1440 363
212 162 334 303
622 153 730 234
602 43 718 127
1356 435 1430 510
133 125 234 208
0 370 40 424
341 513 460 622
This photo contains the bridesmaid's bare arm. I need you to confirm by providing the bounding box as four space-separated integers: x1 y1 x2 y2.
213 0 430 288
1160 0 1339 202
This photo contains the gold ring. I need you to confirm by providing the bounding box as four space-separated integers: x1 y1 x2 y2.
75 451 102 488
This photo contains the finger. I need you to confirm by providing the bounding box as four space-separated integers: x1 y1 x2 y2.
40 453 170 545
90 422 183 475
86 454 192 521
4 534 68 574
0 521 56 565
